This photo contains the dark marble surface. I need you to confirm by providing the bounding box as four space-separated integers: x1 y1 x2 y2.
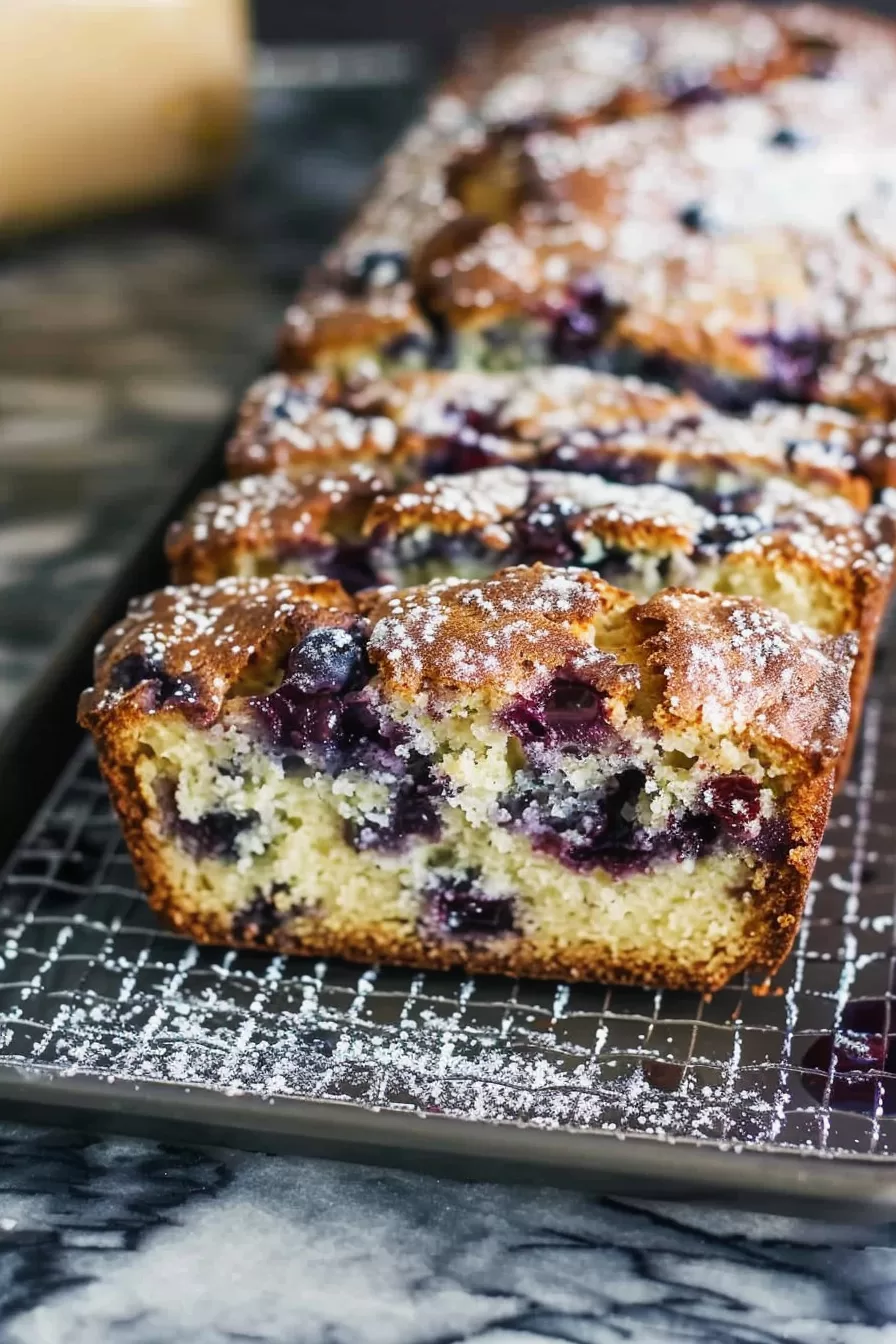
0 49 895 1343
0 1127 893 1343
0 72 424 723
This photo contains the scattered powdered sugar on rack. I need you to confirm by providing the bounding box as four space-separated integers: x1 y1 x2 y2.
0 668 892 1158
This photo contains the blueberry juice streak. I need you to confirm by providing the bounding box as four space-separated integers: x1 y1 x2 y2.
247 624 444 853
496 678 788 875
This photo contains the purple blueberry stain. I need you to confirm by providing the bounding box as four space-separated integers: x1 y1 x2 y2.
693 511 765 558
513 499 582 566
802 997 896 1114
499 677 615 755
108 653 196 710
231 883 296 945
743 331 831 400
423 871 517 941
155 779 257 863
664 77 726 110
347 757 445 853
549 279 621 365
541 434 661 483
699 774 762 844
247 623 446 851
795 34 838 80
497 768 717 875
428 403 513 475
498 765 787 875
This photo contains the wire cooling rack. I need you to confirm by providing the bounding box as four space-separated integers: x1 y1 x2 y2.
0 651 895 1201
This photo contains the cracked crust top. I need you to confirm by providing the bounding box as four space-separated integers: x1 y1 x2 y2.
79 566 856 791
228 367 888 504
364 565 855 765
79 576 355 731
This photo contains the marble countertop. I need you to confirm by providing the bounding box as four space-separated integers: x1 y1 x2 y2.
0 48 894 1343
0 1127 894 1343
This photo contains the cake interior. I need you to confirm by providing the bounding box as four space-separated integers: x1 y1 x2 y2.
121 618 797 986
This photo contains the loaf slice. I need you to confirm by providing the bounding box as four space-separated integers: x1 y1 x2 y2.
224 367 887 507
278 4 896 417
166 464 893 780
78 567 855 991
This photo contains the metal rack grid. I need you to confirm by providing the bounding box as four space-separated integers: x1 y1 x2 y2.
1 653 895 1171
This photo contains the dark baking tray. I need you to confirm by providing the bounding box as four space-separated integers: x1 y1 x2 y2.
1 406 896 1221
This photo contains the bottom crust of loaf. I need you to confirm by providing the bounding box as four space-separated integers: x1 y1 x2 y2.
149 879 789 994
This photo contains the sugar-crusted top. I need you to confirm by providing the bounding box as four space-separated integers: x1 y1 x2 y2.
166 466 389 581
635 588 855 761
365 564 855 762
421 220 896 376
816 330 896 428
473 4 896 129
363 463 896 583
280 4 896 397
364 465 532 547
80 566 856 767
509 78 896 240
370 561 854 763
364 465 713 554
231 367 890 506
226 373 401 479
366 566 638 701
79 576 354 729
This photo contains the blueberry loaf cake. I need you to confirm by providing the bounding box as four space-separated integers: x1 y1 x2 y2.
224 367 893 504
165 463 894 778
78 567 855 990
279 3 896 417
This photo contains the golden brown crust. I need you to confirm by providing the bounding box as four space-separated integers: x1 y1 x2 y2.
365 565 855 767
364 465 531 546
165 467 389 585
78 575 354 732
81 565 853 991
366 565 641 702
227 367 880 505
138 869 808 993
278 4 896 415
813 330 896 448
633 587 855 765
225 373 405 479
365 467 893 579
469 4 896 131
